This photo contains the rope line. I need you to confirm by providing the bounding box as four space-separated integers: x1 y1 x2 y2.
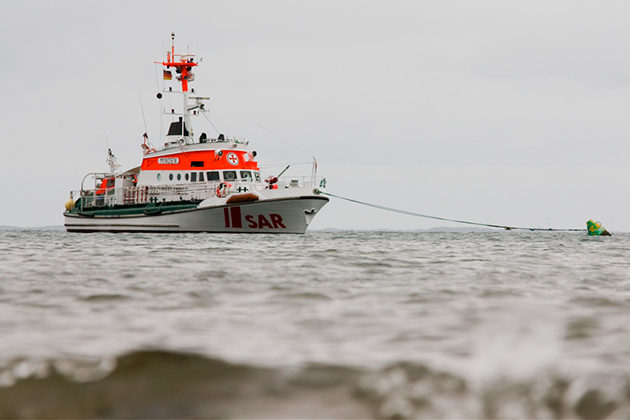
314 190 586 232
201 112 221 135
197 81 315 159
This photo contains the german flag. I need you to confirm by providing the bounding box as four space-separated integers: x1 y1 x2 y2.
163 70 172 80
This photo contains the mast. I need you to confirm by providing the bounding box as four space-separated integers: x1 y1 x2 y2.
159 33 198 140
162 32 196 93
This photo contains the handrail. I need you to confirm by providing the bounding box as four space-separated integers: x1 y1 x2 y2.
70 175 327 210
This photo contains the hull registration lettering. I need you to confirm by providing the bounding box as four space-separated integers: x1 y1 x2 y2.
224 206 286 229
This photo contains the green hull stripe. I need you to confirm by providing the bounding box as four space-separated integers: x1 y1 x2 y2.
67 202 199 217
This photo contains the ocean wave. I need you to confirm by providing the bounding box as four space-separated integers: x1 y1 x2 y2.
0 350 628 419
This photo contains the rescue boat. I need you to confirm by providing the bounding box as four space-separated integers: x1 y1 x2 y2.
63 34 328 233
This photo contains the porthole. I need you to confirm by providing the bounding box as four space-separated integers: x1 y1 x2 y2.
177 173 181 181
169 173 173 181
157 173 162 181
185 173 189 181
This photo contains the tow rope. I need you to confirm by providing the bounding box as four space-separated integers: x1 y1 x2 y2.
313 189 587 232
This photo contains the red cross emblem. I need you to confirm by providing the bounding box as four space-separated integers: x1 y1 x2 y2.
226 152 239 166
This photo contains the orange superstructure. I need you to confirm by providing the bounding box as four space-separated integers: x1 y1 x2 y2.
141 149 259 171
135 32 262 186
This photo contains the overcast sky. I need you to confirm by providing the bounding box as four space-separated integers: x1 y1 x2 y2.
2 1 630 231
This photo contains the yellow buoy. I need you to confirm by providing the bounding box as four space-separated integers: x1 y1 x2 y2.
64 199 75 211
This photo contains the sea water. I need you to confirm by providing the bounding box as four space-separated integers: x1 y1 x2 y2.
0 230 629 419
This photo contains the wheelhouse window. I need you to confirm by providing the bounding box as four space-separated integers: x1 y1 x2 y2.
206 171 220 181
223 171 237 181
199 172 205 182
191 172 197 182
254 171 261 182
240 171 252 181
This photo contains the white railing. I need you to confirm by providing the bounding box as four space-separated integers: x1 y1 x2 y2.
276 176 326 189
70 176 327 210
73 182 226 209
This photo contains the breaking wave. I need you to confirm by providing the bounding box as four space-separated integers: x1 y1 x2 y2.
0 350 628 419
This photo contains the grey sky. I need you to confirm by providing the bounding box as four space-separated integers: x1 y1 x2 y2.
2 1 629 230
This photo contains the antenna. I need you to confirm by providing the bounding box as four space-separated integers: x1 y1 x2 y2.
138 87 155 150
137 87 148 134
100 133 107 158
103 131 110 153
171 32 175 59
